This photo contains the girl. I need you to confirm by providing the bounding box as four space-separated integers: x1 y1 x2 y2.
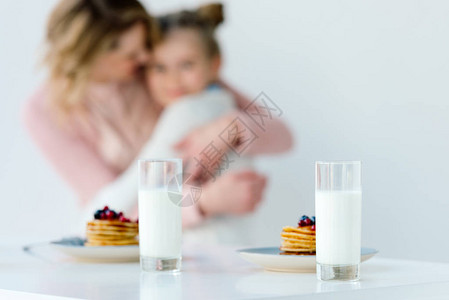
85 3 259 244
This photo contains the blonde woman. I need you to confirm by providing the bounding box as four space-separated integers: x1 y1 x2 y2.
22 0 293 233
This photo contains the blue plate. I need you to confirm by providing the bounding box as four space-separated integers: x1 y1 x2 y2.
50 237 139 262
237 247 378 272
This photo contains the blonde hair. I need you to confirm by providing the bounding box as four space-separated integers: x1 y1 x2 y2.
44 0 157 120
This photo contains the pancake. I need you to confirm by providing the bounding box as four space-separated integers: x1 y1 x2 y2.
280 246 316 253
280 249 315 255
282 226 315 235
281 239 316 248
280 221 316 254
86 229 137 236
85 211 138 247
87 231 137 238
87 220 138 228
87 224 137 231
85 239 139 246
281 232 315 241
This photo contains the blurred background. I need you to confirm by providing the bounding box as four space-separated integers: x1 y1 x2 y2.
1 0 448 261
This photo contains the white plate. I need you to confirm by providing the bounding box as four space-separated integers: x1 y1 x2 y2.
50 237 139 262
237 247 378 272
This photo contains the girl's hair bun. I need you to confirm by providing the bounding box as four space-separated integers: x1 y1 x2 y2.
197 3 224 29
155 2 224 57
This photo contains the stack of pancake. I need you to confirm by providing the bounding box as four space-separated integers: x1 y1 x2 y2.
85 220 139 246
280 226 316 255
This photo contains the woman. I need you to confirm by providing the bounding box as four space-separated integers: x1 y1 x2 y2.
22 0 292 232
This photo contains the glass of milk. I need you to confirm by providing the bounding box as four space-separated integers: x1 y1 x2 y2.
138 159 182 272
315 161 362 281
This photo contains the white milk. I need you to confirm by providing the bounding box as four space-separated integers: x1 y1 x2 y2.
315 190 362 265
138 189 182 258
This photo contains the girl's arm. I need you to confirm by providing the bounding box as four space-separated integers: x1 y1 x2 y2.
174 83 293 177
21 86 117 205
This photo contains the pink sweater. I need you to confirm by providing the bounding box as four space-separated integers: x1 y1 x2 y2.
22 81 293 228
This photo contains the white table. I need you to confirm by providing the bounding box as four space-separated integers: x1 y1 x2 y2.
1 241 449 299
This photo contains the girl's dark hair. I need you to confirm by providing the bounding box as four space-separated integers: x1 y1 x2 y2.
156 3 224 57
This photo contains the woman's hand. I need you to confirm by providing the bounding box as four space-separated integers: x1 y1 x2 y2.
174 112 238 181
197 170 267 217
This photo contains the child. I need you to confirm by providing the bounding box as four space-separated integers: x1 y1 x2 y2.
81 3 255 245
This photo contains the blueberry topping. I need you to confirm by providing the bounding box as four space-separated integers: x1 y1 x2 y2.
93 207 133 222
94 209 103 220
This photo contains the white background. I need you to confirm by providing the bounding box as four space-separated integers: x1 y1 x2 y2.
1 0 448 261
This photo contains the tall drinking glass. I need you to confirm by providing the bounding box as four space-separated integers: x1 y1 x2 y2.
315 161 362 281
138 159 182 272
